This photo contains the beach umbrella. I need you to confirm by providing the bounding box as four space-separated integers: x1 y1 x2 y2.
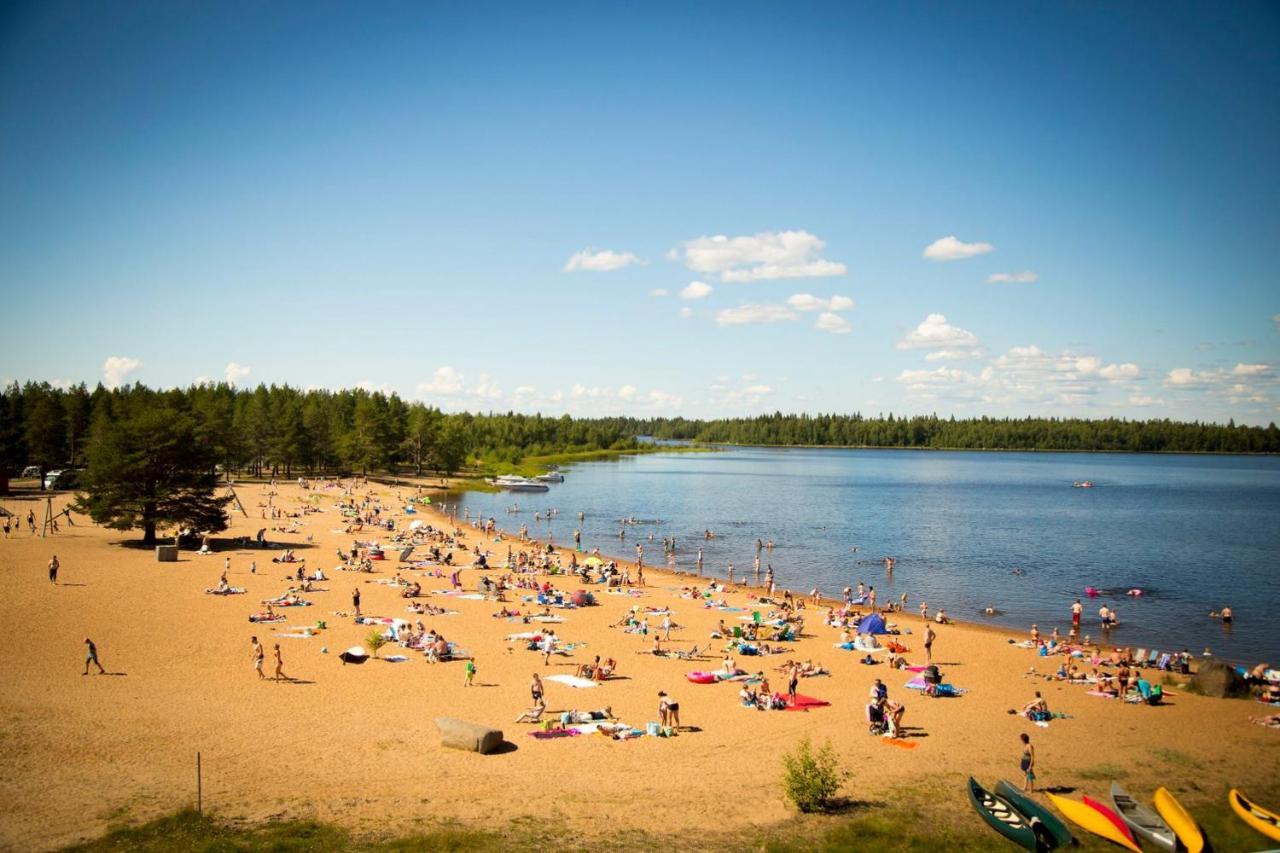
583 556 605 567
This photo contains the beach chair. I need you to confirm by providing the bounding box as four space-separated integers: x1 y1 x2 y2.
1155 653 1171 671
1146 649 1158 666
1134 648 1147 666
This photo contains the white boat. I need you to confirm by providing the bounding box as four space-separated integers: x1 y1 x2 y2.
488 475 550 492
534 472 564 483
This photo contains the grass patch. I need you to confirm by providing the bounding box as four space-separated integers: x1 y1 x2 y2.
1151 747 1201 769
1077 763 1129 781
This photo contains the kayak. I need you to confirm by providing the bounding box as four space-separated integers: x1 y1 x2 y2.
1153 787 1204 853
967 778 1039 850
1083 794 1140 849
1229 788 1280 842
1109 781 1176 851
1046 792 1141 852
995 780 1074 849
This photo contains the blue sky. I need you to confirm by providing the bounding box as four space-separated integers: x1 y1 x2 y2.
2 1 1278 423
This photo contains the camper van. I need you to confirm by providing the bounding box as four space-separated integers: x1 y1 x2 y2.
43 469 80 490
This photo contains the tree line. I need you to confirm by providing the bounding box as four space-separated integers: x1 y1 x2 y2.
3 382 1276 489
631 412 1280 454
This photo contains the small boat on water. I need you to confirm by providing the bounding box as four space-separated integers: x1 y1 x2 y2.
534 472 564 483
488 475 550 493
1073 480 1095 488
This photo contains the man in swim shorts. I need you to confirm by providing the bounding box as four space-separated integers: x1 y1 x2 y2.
251 636 265 679
83 638 105 675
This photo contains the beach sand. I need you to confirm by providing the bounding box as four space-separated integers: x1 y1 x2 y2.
1 481 1277 850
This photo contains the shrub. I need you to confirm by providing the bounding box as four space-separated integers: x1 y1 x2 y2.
366 629 387 658
780 737 847 813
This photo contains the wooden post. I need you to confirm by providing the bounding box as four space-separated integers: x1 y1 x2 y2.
197 752 202 813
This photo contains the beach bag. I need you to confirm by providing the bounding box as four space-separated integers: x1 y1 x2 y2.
646 721 660 736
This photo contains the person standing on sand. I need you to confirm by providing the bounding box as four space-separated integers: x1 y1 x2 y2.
868 587 876 611
923 623 936 665
464 658 476 686
352 587 361 616
48 555 59 584
530 673 543 705
272 644 288 681
251 636 265 679
658 691 680 728
28 510 36 534
83 638 106 675
1019 733 1036 791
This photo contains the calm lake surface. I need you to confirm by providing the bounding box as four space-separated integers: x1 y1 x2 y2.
452 447 1280 664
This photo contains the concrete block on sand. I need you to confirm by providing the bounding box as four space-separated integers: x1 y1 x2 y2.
435 717 503 754
155 545 178 562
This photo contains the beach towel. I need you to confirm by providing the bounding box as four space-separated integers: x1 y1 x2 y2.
904 677 966 696
529 728 582 739
784 694 831 711
545 674 598 688
882 738 918 750
383 655 409 663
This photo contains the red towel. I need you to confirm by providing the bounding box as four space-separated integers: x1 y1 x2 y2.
784 694 831 711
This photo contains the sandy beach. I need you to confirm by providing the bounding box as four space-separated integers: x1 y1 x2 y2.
1 480 1277 850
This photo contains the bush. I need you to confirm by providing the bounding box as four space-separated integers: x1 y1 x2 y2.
366 629 387 658
780 737 847 813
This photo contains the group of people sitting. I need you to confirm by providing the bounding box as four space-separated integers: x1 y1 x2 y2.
574 655 618 681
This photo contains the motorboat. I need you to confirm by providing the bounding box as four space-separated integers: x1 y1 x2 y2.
1073 480 1094 488
488 475 550 492
534 472 564 483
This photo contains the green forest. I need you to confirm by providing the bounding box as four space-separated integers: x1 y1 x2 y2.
2 381 1277 492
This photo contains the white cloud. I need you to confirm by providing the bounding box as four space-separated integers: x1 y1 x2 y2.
102 356 141 389
649 288 668 297
897 313 981 350
680 280 713 300
618 384 638 400
987 271 1039 284
923 235 994 262
815 312 852 334
417 366 465 395
224 362 251 384
1232 363 1270 377
672 230 847 282
1098 363 1140 380
563 248 641 272
678 307 693 319
470 374 502 399
925 349 982 361
1164 367 1215 388
715 304 798 326
1128 394 1163 407
787 293 855 312
743 384 772 395
355 380 394 395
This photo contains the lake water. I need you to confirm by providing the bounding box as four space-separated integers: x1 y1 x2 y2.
452 447 1280 664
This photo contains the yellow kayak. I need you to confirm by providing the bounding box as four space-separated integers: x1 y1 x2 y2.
1153 787 1204 853
1230 788 1280 842
1046 792 1141 852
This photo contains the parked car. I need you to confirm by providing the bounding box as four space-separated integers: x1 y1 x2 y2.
43 469 81 490
20 465 40 478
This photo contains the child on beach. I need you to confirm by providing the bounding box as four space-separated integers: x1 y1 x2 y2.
464 659 476 686
1019 733 1036 791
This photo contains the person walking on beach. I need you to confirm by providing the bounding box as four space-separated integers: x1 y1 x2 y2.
923 622 936 665
464 658 476 687
251 636 265 679
530 672 544 705
787 663 800 706
272 644 289 681
868 586 876 612
83 638 106 675
28 510 36 534
352 587 361 616
1019 733 1036 792
48 554 59 584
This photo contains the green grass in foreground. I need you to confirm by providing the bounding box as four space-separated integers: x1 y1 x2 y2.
63 792 1280 853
